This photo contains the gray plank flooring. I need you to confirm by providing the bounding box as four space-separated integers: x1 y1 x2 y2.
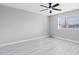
0 38 79 55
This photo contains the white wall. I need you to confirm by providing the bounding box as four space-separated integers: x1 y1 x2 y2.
49 9 79 42
0 5 49 44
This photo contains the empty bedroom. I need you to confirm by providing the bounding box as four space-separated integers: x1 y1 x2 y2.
0 3 79 55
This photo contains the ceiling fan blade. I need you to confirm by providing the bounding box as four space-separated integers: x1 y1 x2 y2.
53 8 62 11
52 3 59 7
40 5 48 8
40 9 48 12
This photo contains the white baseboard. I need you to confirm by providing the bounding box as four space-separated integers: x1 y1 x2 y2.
0 35 49 47
54 36 79 44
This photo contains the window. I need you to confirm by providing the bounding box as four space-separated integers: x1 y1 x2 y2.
58 16 79 29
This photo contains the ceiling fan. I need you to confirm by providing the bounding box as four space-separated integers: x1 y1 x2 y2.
40 3 62 13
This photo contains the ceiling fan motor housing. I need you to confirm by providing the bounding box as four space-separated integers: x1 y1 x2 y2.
49 3 52 8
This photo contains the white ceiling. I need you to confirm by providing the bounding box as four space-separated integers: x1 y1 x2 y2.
0 3 79 16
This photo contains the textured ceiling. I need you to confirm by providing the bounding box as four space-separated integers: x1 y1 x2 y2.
0 3 79 16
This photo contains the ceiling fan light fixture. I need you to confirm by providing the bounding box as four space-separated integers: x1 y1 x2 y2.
48 8 52 13
48 8 52 11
